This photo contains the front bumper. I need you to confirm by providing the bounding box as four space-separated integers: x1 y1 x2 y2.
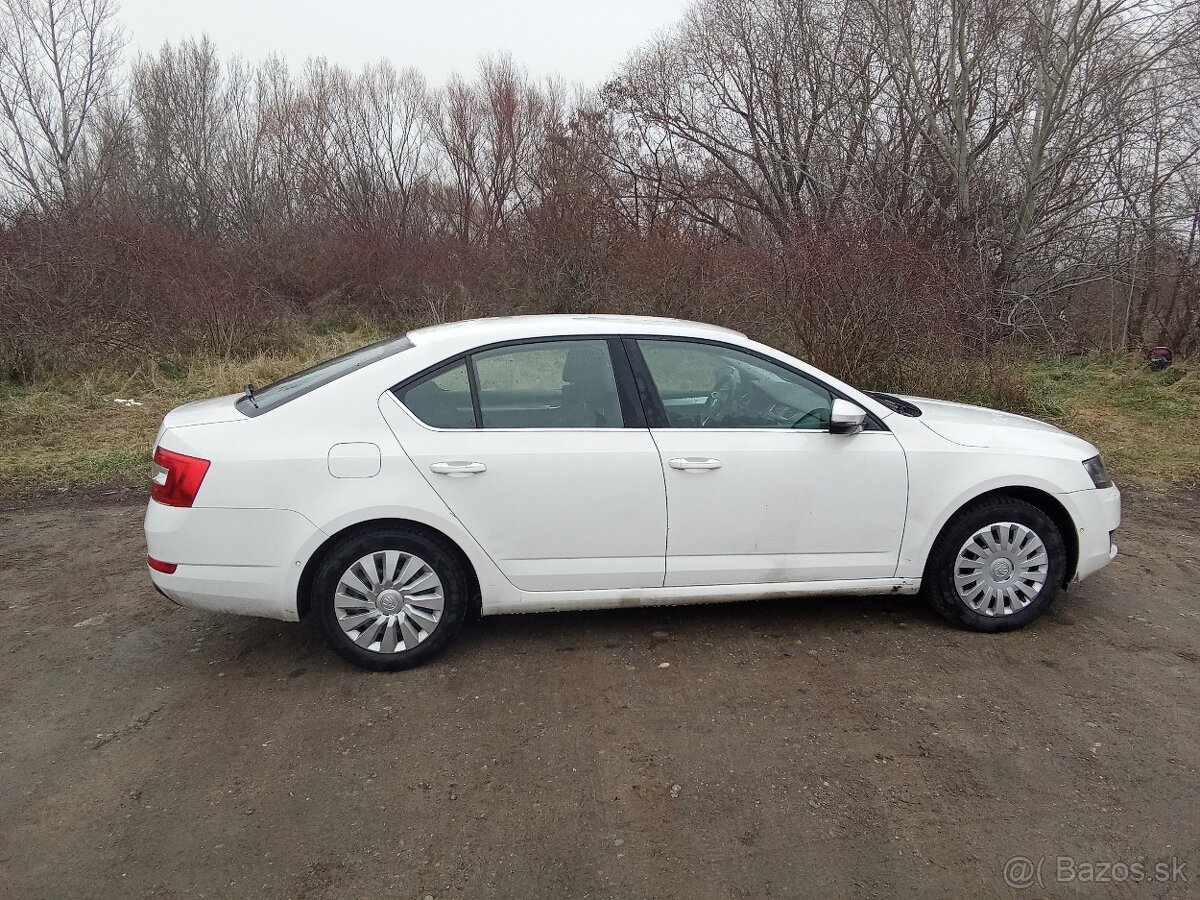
1062 484 1121 582
144 501 322 621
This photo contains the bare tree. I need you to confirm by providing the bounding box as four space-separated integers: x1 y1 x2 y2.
0 0 124 212
129 38 231 231
428 54 556 243
3 0 1200 364
607 0 892 238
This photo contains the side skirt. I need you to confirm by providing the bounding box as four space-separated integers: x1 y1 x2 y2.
481 577 921 616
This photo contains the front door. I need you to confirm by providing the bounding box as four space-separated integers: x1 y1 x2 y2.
382 338 667 592
629 338 908 587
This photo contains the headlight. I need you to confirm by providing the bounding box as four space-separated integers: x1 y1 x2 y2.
1083 455 1112 488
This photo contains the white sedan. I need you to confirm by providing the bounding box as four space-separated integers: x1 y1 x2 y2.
145 316 1121 670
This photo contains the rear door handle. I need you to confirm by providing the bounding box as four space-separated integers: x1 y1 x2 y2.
430 461 487 476
668 457 722 471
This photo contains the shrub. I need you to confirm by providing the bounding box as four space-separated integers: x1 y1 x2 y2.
1 213 1038 416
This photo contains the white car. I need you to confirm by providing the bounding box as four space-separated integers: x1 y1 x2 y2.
145 315 1120 670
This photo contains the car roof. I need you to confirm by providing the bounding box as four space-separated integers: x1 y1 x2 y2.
406 315 745 351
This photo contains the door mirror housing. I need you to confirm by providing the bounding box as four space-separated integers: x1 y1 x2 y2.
829 399 866 435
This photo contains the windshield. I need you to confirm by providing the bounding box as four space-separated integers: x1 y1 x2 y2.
237 334 414 417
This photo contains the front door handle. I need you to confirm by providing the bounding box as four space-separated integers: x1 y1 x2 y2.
668 457 722 471
430 461 487 476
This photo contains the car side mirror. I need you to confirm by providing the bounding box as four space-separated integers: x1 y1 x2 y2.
829 399 866 435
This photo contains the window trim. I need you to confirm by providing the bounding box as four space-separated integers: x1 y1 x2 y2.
390 335 645 431
465 354 484 428
623 335 888 433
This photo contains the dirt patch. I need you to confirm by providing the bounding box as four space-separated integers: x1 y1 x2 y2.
0 490 1197 898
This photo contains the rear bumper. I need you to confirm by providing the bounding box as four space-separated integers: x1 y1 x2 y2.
144 501 322 621
1062 484 1121 582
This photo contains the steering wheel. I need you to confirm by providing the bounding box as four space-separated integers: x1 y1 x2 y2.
701 366 741 427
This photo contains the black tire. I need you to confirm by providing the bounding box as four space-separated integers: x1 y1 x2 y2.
923 495 1067 632
312 526 469 671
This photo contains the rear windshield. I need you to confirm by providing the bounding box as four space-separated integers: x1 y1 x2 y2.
237 335 414 417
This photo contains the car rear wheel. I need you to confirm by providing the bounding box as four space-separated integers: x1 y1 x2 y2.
312 526 469 670
924 496 1067 632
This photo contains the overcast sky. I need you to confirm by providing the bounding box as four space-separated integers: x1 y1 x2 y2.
118 0 691 86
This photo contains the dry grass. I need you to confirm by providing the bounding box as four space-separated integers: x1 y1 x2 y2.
0 326 385 492
1027 354 1200 488
1 337 1195 494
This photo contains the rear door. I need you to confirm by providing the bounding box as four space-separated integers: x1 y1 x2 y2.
380 337 667 592
628 337 908 587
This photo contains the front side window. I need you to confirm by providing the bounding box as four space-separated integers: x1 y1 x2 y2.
636 339 833 429
396 339 625 429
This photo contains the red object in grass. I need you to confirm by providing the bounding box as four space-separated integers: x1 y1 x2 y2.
147 555 177 574
150 446 210 507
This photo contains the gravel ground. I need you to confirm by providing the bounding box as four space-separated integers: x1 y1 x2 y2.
1 488 1197 899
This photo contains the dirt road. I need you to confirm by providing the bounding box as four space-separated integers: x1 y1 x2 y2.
1 489 1197 899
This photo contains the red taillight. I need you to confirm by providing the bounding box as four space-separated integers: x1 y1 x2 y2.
147 555 177 574
151 446 211 508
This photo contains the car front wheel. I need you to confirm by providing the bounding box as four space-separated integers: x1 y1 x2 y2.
312 526 469 670
924 496 1067 631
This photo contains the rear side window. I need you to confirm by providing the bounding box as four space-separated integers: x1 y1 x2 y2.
237 335 413 416
396 362 474 428
474 340 622 428
395 338 627 429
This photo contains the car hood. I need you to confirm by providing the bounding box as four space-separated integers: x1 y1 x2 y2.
895 395 1097 457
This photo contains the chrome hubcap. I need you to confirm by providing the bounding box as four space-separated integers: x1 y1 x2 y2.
334 551 445 653
954 522 1048 617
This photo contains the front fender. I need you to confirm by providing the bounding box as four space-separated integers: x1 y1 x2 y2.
891 420 1093 579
